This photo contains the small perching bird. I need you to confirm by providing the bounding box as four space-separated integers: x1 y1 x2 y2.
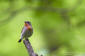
18 21 33 42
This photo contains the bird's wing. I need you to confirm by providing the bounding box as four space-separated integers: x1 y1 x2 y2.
21 27 27 39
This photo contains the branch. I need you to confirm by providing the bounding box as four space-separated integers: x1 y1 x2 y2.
23 40 38 56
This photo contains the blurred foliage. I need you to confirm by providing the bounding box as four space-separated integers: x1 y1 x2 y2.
0 0 85 56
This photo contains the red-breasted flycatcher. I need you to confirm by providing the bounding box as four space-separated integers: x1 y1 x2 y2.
18 21 33 42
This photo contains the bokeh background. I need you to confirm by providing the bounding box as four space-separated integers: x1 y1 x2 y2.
0 0 85 56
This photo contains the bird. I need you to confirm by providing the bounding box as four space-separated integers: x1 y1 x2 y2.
18 21 33 43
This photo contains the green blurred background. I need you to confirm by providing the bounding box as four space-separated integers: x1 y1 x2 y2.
0 0 85 56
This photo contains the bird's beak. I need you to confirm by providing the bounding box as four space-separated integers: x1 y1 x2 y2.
25 23 28 26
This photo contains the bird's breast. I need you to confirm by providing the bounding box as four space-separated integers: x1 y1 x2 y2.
24 29 33 38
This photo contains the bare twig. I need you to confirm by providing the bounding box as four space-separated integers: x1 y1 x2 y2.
23 40 38 56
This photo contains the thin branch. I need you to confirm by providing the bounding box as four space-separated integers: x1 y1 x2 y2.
23 40 38 56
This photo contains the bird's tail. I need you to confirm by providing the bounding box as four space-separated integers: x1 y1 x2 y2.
18 39 22 43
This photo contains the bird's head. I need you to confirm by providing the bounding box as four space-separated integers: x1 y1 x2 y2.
24 21 32 30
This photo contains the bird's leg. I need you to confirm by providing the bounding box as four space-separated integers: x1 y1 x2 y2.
25 38 29 41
